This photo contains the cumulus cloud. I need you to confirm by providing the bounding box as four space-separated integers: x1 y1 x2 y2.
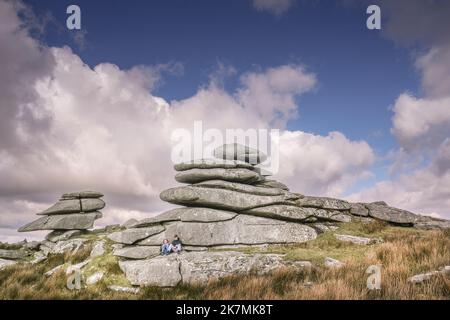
251 0 295 16
0 0 375 241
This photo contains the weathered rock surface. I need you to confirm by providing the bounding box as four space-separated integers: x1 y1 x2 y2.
38 199 81 215
81 198 105 212
113 246 160 260
122 219 139 229
90 241 106 257
86 272 104 285
19 212 102 232
253 179 289 191
0 258 17 270
194 180 291 196
46 230 83 242
175 168 263 184
334 234 382 245
107 225 165 244
366 203 418 224
296 196 351 211
214 143 267 164
138 214 317 247
324 257 344 268
0 249 29 260
408 266 450 284
174 159 254 171
119 251 311 287
160 186 299 211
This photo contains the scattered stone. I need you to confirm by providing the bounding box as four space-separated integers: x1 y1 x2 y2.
66 259 91 274
45 264 64 277
144 214 317 247
86 272 104 285
90 241 106 257
62 191 104 199
296 196 352 211
113 246 160 259
253 179 289 191
366 203 418 224
334 234 382 245
324 257 344 268
175 168 264 184
46 230 83 242
31 251 47 264
0 249 29 260
107 285 140 294
107 225 165 245
0 258 17 270
50 239 87 254
408 267 450 284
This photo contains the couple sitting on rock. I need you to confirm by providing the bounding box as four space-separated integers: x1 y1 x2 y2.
160 234 183 255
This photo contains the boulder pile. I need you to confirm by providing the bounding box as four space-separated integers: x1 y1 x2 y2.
107 143 449 286
18 191 105 241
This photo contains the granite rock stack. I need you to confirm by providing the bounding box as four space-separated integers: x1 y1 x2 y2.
18 191 105 240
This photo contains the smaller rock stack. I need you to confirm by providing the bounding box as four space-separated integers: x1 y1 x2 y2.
18 191 105 241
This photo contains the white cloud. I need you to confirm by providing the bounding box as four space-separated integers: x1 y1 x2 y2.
251 0 295 16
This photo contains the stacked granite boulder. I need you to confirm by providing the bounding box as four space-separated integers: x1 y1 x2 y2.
18 191 105 241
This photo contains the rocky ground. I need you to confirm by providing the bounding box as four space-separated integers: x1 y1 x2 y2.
0 219 449 299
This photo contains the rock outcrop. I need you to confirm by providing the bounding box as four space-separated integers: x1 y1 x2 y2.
18 191 105 233
103 143 449 286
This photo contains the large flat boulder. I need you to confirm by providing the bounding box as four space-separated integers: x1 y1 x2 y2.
18 212 102 232
0 258 17 270
194 180 289 196
45 230 83 242
175 168 263 184
214 143 267 165
296 196 352 211
0 249 29 260
38 199 81 215
119 251 311 287
81 198 105 212
107 225 165 244
366 203 418 224
131 208 237 228
174 159 254 171
160 186 299 211
113 246 160 259
138 214 317 247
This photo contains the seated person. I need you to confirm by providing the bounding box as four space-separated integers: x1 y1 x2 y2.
171 235 182 253
160 239 171 255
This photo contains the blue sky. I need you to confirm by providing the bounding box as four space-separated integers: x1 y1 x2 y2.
25 0 418 151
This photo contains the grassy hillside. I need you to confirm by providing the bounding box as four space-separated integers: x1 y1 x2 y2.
0 220 449 299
